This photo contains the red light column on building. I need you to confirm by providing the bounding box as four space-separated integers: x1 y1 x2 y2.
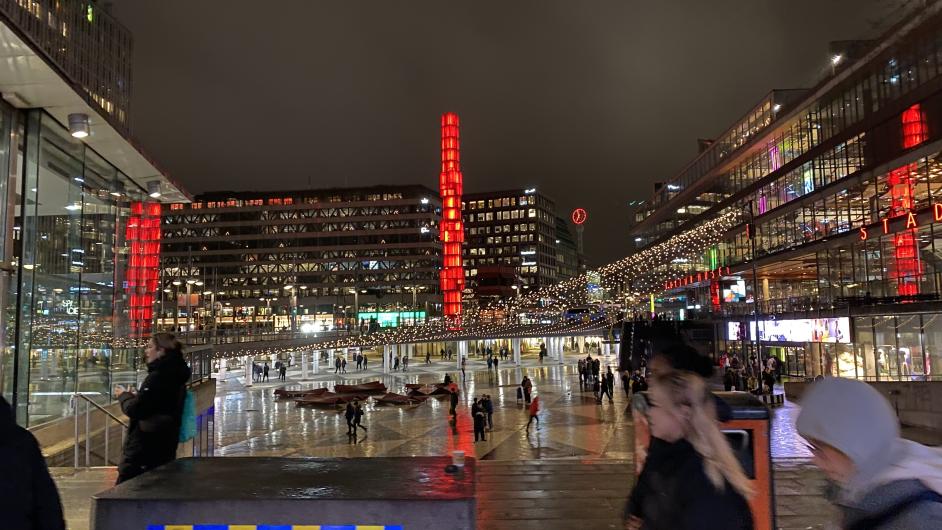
125 201 162 338
889 104 928 297
440 112 465 330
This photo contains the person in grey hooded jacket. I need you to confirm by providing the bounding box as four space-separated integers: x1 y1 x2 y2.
796 377 942 529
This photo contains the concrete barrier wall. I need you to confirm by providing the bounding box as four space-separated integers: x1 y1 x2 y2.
784 380 942 431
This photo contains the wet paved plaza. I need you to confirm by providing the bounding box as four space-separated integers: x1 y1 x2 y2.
215 354 635 461
51 353 866 529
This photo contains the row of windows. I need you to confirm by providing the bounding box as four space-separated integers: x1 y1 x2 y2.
171 192 414 211
463 195 543 210
466 208 537 222
468 223 538 236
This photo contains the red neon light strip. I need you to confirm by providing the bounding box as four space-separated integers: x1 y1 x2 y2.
125 201 162 337
891 104 928 297
440 112 465 329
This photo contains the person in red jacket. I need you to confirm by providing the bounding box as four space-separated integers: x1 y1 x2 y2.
526 393 540 432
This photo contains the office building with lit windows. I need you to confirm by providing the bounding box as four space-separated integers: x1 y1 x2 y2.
463 188 581 294
630 3 942 381
0 0 188 425
159 185 442 334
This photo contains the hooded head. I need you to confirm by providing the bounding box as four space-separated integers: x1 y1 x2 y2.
796 378 899 486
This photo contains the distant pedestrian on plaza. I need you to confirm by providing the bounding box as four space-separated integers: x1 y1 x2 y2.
440 348 446 360
262 363 270 382
493 355 499 371
797 378 942 529
426 350 432 365
279 364 287 382
0 395 66 530
334 356 341 374
526 393 540 432
578 359 586 390
345 402 355 435
114 333 191 484
394 355 400 371
621 370 631 396
356 353 363 371
539 343 547 363
487 355 493 370
362 354 368 370
483 394 494 431
461 357 467 379
341 357 347 373
521 376 533 405
624 371 753 530
605 367 615 402
449 388 459 421
402 355 409 371
353 401 367 434
472 398 487 442
448 348 454 361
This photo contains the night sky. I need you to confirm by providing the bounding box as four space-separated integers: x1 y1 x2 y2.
111 0 896 265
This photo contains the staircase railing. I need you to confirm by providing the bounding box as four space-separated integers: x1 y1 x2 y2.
72 393 129 469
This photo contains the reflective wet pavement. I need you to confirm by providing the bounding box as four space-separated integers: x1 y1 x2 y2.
50 355 883 530
215 354 634 461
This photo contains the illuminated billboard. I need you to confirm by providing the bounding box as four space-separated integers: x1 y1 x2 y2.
728 318 850 343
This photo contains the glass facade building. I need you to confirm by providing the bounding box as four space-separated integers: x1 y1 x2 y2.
630 4 942 381
0 105 169 426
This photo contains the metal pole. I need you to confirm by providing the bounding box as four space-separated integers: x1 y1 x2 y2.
84 400 90 467
749 200 761 379
73 395 79 469
104 416 109 466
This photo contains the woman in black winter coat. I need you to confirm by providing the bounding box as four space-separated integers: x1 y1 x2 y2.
0 396 65 530
115 333 191 484
625 371 753 530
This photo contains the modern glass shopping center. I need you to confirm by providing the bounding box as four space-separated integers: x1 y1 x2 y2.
0 1 188 426
630 4 942 381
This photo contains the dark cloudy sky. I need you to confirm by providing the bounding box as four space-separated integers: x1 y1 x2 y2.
111 0 897 265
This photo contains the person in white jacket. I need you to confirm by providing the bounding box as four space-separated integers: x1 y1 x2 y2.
796 377 942 529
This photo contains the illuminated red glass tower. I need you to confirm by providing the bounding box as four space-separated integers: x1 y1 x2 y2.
889 103 928 297
439 112 465 329
125 201 162 338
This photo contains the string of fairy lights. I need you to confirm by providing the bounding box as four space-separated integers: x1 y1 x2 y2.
162 208 742 359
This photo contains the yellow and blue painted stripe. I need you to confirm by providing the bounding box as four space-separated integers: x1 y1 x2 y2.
147 526 403 530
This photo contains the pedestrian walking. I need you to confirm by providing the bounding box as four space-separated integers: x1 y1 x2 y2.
0 395 66 530
356 353 363 371
472 398 487 442
526 393 540 432
362 354 368 370
539 343 547 363
487 355 493 370
493 356 499 371
796 378 942 529
279 364 287 382
262 363 270 382
522 376 533 405
334 356 341 374
344 402 355 435
624 371 753 529
341 357 347 373
402 355 409 371
114 333 191 484
448 348 454 361
353 401 367 434
483 394 494 431
449 388 459 420
606 367 615 402
394 355 400 371
461 356 467 379
440 348 446 360
426 351 432 365
621 370 631 396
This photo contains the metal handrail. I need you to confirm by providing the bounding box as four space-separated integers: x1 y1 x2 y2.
74 393 129 428
73 393 128 469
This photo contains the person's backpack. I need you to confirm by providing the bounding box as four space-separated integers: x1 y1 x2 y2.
178 390 197 443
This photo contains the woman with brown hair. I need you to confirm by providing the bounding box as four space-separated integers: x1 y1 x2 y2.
114 333 191 484
626 371 753 529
